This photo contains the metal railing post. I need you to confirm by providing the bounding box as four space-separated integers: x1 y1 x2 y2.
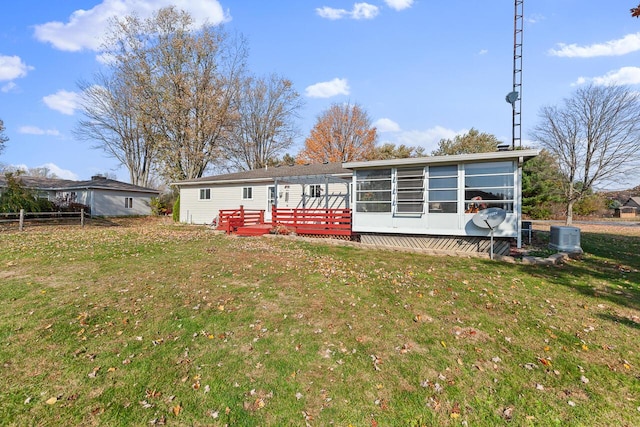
19 209 24 231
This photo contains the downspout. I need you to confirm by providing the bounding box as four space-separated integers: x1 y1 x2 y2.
324 177 329 209
301 184 306 208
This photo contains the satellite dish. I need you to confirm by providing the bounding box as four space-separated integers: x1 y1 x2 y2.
472 208 507 260
472 207 507 229
505 91 519 105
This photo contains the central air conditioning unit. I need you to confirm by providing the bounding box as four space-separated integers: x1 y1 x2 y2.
549 226 582 253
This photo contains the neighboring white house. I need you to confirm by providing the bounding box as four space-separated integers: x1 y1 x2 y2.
343 149 539 248
172 162 352 225
0 174 159 217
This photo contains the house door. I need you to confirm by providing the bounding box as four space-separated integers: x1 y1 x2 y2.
266 186 276 222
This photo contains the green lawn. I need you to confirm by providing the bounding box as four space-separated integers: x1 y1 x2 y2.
0 219 639 426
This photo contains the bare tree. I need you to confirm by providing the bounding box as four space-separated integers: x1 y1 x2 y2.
297 102 377 163
75 72 156 187
0 118 7 155
222 74 303 170
90 6 247 182
531 84 640 224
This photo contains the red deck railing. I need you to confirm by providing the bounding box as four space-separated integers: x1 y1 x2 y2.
217 206 265 234
217 206 353 237
272 206 352 236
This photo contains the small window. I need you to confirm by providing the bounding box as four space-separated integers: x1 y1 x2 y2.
396 167 425 213
199 188 211 200
308 184 322 198
428 165 458 213
242 187 253 200
125 197 133 209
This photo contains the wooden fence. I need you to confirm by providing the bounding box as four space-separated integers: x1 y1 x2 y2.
0 209 86 231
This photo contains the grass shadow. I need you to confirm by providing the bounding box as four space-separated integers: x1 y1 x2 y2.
514 231 640 314
596 312 640 330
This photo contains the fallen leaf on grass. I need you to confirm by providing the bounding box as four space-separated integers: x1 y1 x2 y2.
88 366 101 378
172 403 182 416
370 355 382 371
538 358 552 367
502 406 514 420
45 397 58 405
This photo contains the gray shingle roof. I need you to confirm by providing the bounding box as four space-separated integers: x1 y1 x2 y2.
173 162 352 186
0 175 159 194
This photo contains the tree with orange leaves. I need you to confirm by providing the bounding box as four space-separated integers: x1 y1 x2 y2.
632 3 640 17
296 102 377 163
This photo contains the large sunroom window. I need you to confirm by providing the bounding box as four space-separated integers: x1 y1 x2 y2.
428 165 458 213
395 167 425 213
464 162 515 212
356 169 391 213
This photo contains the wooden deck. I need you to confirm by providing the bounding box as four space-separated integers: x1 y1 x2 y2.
217 206 354 238
217 206 512 255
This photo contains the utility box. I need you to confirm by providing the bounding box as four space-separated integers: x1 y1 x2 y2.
549 226 582 253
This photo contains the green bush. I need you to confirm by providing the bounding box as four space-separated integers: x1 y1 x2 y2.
172 195 180 222
0 173 41 213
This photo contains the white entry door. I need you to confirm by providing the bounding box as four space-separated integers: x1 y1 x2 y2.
266 186 275 222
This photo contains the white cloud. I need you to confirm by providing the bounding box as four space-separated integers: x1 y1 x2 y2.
573 66 640 86
549 33 640 58
4 163 78 180
373 118 401 132
38 163 80 180
316 3 379 20
1 82 17 93
33 0 229 52
478 49 488 55
527 13 545 24
384 0 414 11
394 126 467 152
352 3 379 19
19 126 61 136
305 78 350 98
316 6 350 20
0 54 34 81
43 90 81 115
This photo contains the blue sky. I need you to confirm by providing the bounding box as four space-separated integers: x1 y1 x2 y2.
1 0 639 188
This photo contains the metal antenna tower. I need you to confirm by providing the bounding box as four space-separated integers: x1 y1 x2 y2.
511 0 523 149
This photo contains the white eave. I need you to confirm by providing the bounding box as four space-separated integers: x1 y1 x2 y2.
172 172 352 187
343 149 540 169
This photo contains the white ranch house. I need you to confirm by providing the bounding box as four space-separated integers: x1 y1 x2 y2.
174 162 352 225
174 149 539 251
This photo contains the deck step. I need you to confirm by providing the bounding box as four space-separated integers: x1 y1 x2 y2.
235 224 272 236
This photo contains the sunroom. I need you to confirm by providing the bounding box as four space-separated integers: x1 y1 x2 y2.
343 149 539 249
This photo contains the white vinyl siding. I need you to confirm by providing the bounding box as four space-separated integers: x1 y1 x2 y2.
89 190 154 216
179 181 350 224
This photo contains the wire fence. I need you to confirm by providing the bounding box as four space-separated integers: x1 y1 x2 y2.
0 209 87 231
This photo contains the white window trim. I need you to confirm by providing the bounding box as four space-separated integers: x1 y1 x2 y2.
242 187 253 200
199 188 211 200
